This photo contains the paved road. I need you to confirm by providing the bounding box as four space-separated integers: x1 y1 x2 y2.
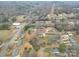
12 47 20 57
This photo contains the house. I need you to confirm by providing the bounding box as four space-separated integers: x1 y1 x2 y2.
52 48 60 54
67 32 73 36
35 19 52 27
12 22 21 29
61 35 69 41
36 28 49 37
61 34 71 46
67 13 75 18
64 21 75 31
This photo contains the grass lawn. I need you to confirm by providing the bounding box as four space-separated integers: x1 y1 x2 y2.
0 30 10 42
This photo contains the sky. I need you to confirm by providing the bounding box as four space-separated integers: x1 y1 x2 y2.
0 0 79 1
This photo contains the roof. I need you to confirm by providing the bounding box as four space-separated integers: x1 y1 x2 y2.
61 35 69 40
37 28 48 34
52 48 60 53
67 32 73 36
13 23 20 26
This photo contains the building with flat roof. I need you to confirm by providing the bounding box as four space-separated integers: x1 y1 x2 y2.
12 22 21 29
13 23 20 26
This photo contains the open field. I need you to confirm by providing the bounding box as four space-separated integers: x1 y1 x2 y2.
0 30 10 42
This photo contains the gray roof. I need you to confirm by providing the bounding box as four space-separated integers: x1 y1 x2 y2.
52 48 60 53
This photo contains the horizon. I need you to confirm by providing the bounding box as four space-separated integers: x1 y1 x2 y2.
0 0 79 1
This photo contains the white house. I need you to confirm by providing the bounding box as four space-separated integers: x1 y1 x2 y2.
12 22 21 29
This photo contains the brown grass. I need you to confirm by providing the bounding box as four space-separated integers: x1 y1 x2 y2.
0 30 10 42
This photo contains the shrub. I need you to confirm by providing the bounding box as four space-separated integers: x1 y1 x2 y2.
59 43 66 53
